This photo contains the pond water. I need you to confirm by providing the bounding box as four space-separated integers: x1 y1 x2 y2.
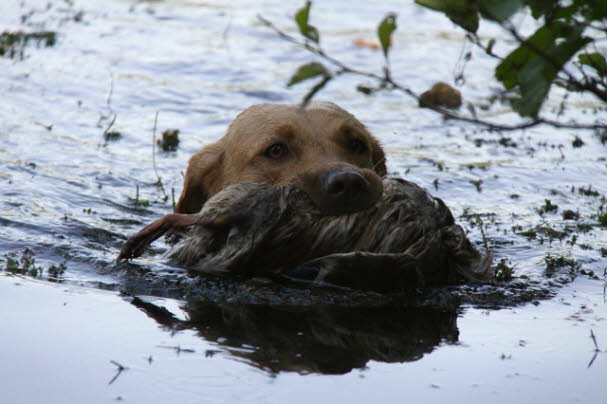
1 1 606 403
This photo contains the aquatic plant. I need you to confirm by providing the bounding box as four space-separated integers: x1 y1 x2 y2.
0 31 56 60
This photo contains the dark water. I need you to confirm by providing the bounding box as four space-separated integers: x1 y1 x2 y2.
1 1 606 403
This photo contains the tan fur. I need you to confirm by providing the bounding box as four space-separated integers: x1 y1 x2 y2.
175 102 387 214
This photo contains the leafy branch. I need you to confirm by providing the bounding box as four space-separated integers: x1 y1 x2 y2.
259 1 607 133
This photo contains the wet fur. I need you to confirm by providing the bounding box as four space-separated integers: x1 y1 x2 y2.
175 102 386 215
167 178 493 292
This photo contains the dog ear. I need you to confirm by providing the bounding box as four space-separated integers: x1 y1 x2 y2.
369 136 387 177
175 142 224 214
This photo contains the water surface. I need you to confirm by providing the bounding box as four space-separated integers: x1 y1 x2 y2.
1 1 606 403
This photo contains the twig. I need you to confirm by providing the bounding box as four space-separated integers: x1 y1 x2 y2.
106 71 114 109
587 329 601 368
171 187 176 211
590 329 600 351
109 360 128 385
258 14 606 133
301 75 333 107
152 112 160 180
151 112 168 200
157 345 196 354
103 114 117 136
466 33 502 60
476 215 490 254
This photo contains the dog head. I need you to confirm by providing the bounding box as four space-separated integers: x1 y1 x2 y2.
175 102 387 215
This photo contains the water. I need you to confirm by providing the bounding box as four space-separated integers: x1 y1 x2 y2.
1 1 606 403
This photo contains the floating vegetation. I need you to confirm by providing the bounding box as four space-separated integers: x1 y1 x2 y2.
571 136 584 148
494 258 514 282
102 115 122 144
544 254 580 276
1 248 66 280
538 199 558 215
129 185 151 207
103 131 122 142
2 248 43 277
578 185 600 197
517 225 568 241
157 129 180 151
48 262 67 279
0 31 57 60
498 137 517 148
562 210 579 220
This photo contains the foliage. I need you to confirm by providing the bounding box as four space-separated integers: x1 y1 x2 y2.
415 0 607 118
0 31 56 60
294 1 319 43
287 62 329 87
2 249 68 280
377 13 397 59
544 253 580 276
260 1 607 131
494 258 515 282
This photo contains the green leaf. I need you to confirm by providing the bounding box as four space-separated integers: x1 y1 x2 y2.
579 52 607 76
496 25 556 90
415 0 479 33
300 75 332 107
477 0 524 22
497 22 591 117
294 1 310 34
524 0 558 19
377 13 397 58
294 1 319 43
287 62 328 87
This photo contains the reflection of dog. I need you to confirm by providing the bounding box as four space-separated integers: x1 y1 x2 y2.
176 102 386 216
131 297 460 375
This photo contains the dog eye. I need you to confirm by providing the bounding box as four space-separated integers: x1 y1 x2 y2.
264 143 288 159
347 137 368 154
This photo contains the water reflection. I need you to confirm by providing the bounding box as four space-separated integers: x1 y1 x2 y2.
132 297 459 374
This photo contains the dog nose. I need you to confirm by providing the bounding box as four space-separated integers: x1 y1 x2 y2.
325 170 369 203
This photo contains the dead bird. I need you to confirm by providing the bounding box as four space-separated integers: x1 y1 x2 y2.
118 178 493 293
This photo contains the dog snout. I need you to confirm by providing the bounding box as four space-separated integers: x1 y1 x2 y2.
325 170 368 202
314 168 381 215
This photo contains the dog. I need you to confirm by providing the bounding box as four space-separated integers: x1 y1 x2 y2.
175 101 387 216
117 101 387 257
118 102 492 291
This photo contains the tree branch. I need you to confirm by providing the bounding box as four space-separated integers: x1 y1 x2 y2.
258 15 606 132
503 21 607 104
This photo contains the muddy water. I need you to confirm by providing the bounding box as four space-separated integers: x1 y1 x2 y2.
1 1 606 403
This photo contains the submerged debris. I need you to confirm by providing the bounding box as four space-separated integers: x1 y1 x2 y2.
157 129 180 151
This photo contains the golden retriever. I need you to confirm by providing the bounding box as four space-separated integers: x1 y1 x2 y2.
118 101 387 260
175 101 386 215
